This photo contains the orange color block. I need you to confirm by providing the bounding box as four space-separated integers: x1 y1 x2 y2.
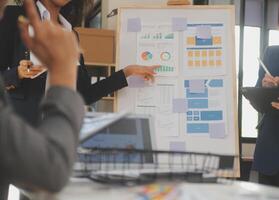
195 51 201 57
216 50 222 57
187 37 195 45
202 51 207 57
195 60 200 67
216 60 222 66
202 60 207 66
188 60 193 67
213 36 222 45
188 51 193 57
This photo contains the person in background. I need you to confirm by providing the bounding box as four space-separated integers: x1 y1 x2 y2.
0 0 158 125
254 46 279 186
0 0 85 199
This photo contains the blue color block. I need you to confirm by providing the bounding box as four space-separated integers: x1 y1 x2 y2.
187 123 209 133
188 99 208 109
186 88 208 98
187 111 193 116
208 79 223 87
184 80 189 88
201 111 223 121
196 36 213 46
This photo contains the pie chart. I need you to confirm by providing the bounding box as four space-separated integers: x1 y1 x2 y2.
160 52 171 61
141 51 153 61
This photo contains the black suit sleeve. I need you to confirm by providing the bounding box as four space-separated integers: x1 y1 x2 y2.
0 77 85 192
0 6 23 89
77 59 128 105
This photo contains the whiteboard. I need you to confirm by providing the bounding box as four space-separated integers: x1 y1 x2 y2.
116 6 238 163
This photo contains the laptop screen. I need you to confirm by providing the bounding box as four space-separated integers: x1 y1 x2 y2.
79 115 154 163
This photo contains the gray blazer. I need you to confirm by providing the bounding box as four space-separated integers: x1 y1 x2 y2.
0 77 85 199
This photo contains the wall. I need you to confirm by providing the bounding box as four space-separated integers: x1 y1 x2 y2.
102 0 193 29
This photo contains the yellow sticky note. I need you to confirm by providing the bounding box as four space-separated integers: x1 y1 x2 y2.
195 60 200 67
195 51 201 57
209 60 215 66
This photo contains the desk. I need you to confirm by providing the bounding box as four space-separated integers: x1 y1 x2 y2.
26 178 279 200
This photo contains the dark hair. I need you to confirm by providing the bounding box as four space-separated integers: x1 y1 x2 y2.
14 0 36 5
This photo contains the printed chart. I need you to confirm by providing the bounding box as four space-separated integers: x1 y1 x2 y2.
137 24 179 76
184 23 226 76
118 7 237 158
183 79 227 139
135 78 179 138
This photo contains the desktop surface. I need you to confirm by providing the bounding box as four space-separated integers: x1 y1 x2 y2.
26 178 279 200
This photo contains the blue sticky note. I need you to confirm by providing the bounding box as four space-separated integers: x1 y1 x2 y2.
209 123 226 139
127 76 145 88
173 98 188 113
127 18 142 32
189 80 205 93
170 141 186 152
172 18 187 32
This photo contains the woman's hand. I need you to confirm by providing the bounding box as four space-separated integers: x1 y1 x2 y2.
17 60 46 79
18 0 79 89
123 65 160 82
272 98 279 110
262 74 279 88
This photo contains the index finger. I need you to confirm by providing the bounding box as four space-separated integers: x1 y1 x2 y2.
151 65 161 69
24 0 41 30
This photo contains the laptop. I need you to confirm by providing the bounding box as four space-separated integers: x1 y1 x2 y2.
74 114 156 180
79 111 129 143
80 113 155 154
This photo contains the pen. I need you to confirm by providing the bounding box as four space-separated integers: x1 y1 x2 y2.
257 57 271 76
25 51 30 72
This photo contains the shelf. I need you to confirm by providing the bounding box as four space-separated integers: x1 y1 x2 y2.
85 62 115 67
102 97 115 100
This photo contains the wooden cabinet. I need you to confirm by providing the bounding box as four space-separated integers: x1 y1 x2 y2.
75 28 117 112
85 62 116 112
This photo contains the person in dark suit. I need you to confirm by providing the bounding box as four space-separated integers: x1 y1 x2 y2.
0 0 158 125
254 45 279 186
0 0 84 199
